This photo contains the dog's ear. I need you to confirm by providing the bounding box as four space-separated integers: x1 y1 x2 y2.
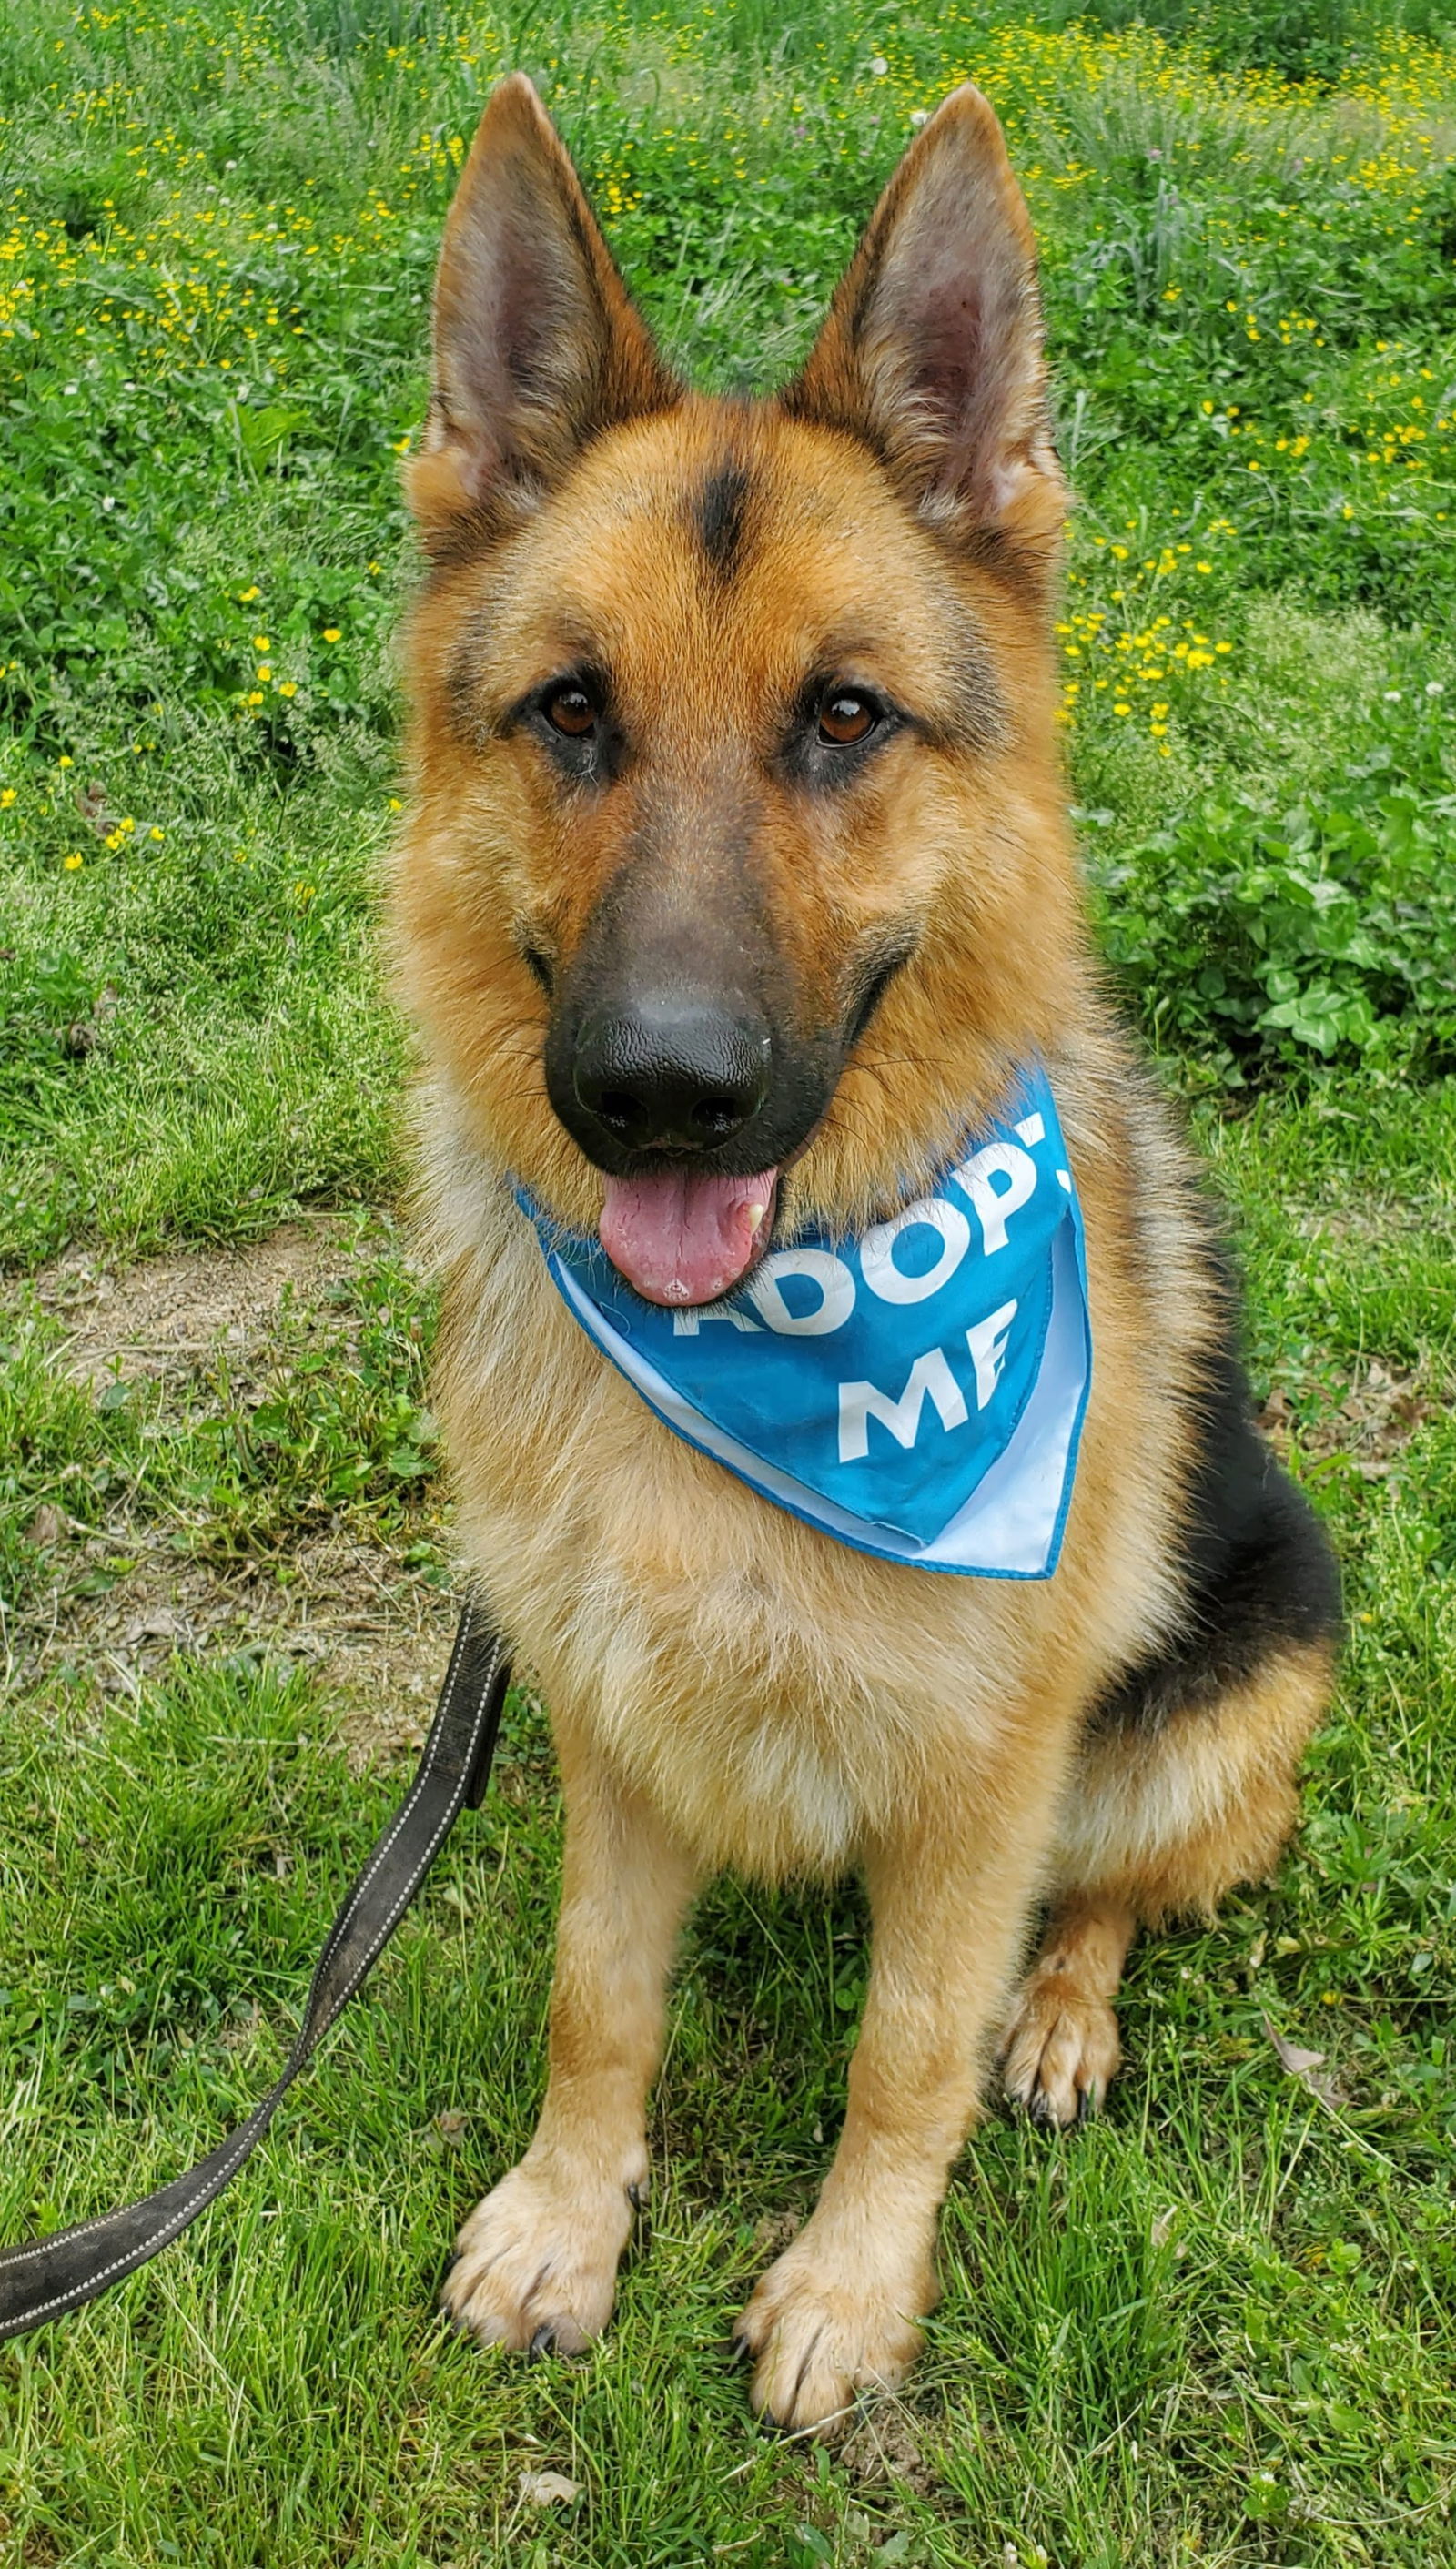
408 76 678 541
784 86 1064 563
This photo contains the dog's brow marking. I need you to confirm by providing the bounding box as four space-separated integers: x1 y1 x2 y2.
446 647 489 743
942 639 1006 754
445 601 507 745
693 460 753 581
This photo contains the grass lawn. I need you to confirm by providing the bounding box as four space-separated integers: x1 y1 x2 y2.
2 0 1455 2559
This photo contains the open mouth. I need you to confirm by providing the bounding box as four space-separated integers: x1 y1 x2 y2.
599 1166 780 1306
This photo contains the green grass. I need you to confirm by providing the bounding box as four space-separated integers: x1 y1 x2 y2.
3 0 1456 2557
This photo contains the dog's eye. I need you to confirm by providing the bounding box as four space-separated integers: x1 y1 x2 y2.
543 682 597 739
817 690 878 747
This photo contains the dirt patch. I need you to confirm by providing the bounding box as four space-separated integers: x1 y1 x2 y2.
13 1218 462 1765
1292 1195 1456 1253
841 2402 938 2494
1261 1357 1435 1481
33 1217 366 1389
21 1526 460 1766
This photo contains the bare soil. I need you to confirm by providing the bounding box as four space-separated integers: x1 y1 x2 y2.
12 1219 458 1765
34 1218 364 1389
1260 1356 1435 1482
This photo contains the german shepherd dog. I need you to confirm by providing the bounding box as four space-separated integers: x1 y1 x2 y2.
394 76 1340 2433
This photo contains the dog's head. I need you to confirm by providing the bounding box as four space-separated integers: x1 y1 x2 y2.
398 77 1081 1306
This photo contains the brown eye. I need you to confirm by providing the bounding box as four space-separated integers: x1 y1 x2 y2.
818 689 877 746
544 683 597 738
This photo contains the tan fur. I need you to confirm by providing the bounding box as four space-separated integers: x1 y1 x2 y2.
1001 1896 1136 2126
1051 1640 1333 1924
394 76 1336 2433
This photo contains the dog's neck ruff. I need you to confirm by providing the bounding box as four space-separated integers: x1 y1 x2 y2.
520 1066 1091 1578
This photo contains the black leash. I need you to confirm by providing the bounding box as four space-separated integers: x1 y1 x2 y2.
0 1599 511 2343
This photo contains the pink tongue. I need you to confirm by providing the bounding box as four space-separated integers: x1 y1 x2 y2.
600 1168 778 1306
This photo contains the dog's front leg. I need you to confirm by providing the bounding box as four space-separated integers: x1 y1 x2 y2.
443 1719 696 2354
735 1738 1064 2436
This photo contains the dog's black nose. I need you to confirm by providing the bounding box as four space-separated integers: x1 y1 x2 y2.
573 998 771 1153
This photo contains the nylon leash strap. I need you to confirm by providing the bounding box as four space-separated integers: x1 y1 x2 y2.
0 1600 511 2343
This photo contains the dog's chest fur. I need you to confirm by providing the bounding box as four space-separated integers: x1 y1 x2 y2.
420 1066 1195 1882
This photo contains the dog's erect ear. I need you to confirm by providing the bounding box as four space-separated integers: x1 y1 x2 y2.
408 76 679 541
784 86 1063 561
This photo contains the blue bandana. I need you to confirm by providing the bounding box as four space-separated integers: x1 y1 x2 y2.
521 1066 1091 1579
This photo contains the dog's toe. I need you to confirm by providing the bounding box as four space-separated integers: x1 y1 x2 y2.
1001 1973 1121 2129
440 2161 632 2355
735 2233 925 2439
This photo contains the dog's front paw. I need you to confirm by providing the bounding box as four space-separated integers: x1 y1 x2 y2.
1000 1969 1121 2128
441 2160 638 2355
734 2232 929 2437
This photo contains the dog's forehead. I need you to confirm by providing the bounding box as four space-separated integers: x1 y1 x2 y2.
503 409 966 678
